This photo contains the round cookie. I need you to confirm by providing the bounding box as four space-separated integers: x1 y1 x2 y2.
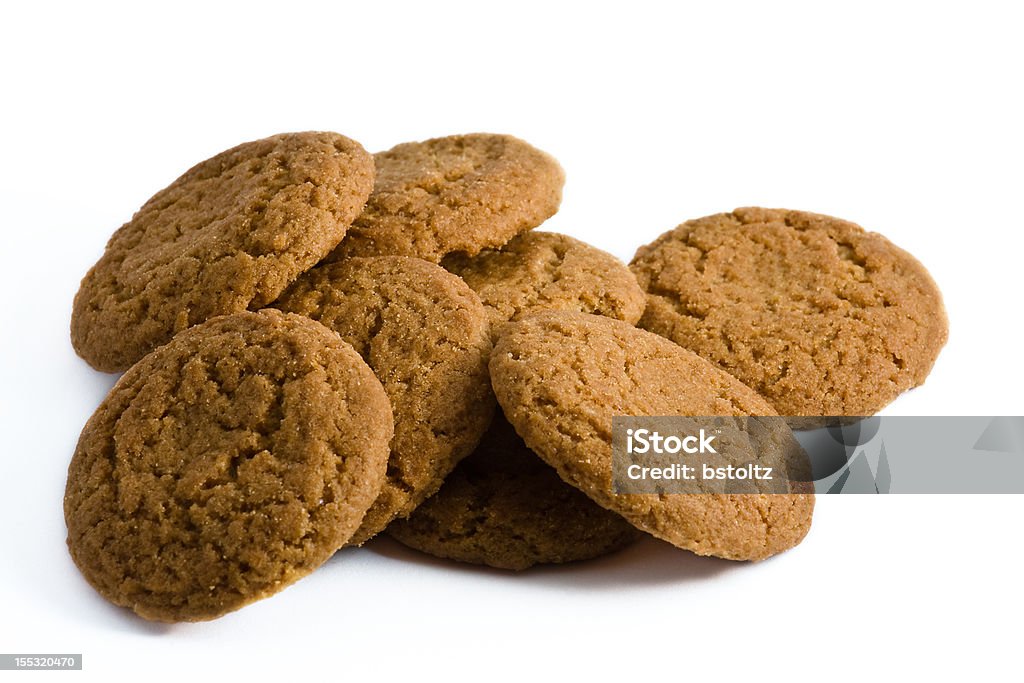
64 310 393 622
387 414 640 571
72 131 375 372
630 207 948 417
489 311 815 562
273 256 494 545
442 231 647 328
327 133 565 263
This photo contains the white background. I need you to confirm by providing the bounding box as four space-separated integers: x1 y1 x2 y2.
2 1 1022 680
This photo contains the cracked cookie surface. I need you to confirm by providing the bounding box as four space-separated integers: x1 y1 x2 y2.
64 310 393 622
72 131 375 372
387 414 639 570
630 207 948 416
273 256 494 544
489 311 814 561
327 133 564 262
443 231 646 329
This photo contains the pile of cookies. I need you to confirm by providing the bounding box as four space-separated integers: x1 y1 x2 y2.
65 132 947 622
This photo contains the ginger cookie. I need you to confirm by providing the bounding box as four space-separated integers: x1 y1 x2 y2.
327 133 564 263
71 131 375 372
273 256 494 544
64 310 393 622
630 208 948 417
442 231 646 328
387 414 640 571
489 311 814 562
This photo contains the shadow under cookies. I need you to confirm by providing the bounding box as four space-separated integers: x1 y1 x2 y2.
359 535 737 589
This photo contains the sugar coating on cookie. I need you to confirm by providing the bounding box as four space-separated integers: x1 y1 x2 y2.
328 133 565 263
64 310 393 622
388 414 640 571
71 131 375 372
630 207 948 417
489 311 814 562
273 256 494 545
442 231 647 328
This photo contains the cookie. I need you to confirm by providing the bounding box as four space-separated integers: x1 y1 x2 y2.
442 231 646 328
71 131 375 372
273 256 494 544
489 311 814 562
64 310 393 622
630 208 948 417
327 133 564 263
387 414 640 571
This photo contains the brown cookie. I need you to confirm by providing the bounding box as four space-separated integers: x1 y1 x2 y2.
630 208 948 417
71 132 374 372
64 310 393 622
387 414 640 571
442 231 647 328
273 256 494 544
489 311 814 562
327 133 564 263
